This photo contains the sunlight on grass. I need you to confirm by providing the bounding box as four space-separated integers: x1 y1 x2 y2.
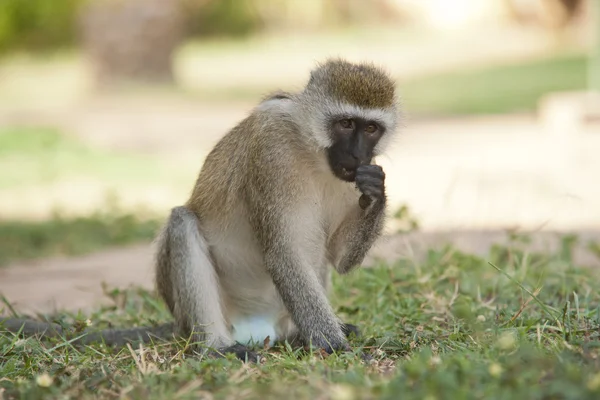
0 51 90 110
0 126 197 219
1 237 599 398
0 127 182 191
400 53 587 115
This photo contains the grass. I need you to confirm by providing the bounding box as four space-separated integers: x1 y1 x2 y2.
0 208 162 266
0 127 184 191
0 127 173 266
399 52 588 116
1 236 599 399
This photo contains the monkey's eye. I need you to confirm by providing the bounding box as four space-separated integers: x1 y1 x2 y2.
338 119 354 130
365 123 379 135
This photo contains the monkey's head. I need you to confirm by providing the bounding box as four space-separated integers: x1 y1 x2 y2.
299 58 401 182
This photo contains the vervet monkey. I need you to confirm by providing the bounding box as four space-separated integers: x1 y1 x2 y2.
155 58 400 361
0 59 400 362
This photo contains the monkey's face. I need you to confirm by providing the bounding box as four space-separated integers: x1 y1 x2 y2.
326 117 384 182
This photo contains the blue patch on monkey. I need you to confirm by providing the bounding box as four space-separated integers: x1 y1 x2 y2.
231 314 277 345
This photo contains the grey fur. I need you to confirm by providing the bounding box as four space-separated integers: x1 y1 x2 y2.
155 59 400 355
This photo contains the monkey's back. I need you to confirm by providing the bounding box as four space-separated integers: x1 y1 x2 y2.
187 106 314 222
185 106 319 319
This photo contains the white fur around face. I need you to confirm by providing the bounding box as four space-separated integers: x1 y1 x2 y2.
257 96 401 156
310 101 400 155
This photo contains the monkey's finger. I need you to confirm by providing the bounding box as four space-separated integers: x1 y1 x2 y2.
356 173 384 182
357 164 383 173
356 177 384 189
356 166 385 180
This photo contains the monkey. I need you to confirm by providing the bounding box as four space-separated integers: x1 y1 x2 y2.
0 58 400 362
153 58 400 361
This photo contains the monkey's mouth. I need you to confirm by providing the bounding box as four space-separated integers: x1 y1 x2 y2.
339 167 356 181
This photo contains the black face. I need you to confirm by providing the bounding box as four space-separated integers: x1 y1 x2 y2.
327 116 385 182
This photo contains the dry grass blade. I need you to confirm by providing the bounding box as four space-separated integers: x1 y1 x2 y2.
488 262 562 328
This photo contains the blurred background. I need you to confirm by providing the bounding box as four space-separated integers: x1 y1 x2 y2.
0 0 599 313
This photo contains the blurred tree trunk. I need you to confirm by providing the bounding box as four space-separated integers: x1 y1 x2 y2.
536 0 582 29
79 0 185 87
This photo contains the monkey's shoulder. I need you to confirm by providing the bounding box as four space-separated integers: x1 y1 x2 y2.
214 106 305 162
193 107 313 206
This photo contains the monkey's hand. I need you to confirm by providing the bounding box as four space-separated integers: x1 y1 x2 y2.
355 165 386 210
328 166 387 274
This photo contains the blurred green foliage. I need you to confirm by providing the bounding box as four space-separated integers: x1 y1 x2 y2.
0 0 86 54
185 0 261 39
0 0 261 55
401 53 587 116
0 127 188 190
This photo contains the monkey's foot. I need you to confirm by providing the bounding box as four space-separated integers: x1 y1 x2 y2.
213 343 260 363
339 324 373 361
341 323 360 339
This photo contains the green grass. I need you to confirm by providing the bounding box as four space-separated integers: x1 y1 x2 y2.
0 127 184 190
2 237 599 399
399 53 588 116
0 209 162 266
0 127 173 265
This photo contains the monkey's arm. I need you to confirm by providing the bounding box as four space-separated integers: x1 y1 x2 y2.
245 175 349 352
328 165 387 274
327 200 385 274
263 234 350 353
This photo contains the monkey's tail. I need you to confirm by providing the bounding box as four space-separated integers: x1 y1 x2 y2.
0 317 176 347
74 322 176 346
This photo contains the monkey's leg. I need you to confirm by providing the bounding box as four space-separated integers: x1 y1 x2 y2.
155 206 258 362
